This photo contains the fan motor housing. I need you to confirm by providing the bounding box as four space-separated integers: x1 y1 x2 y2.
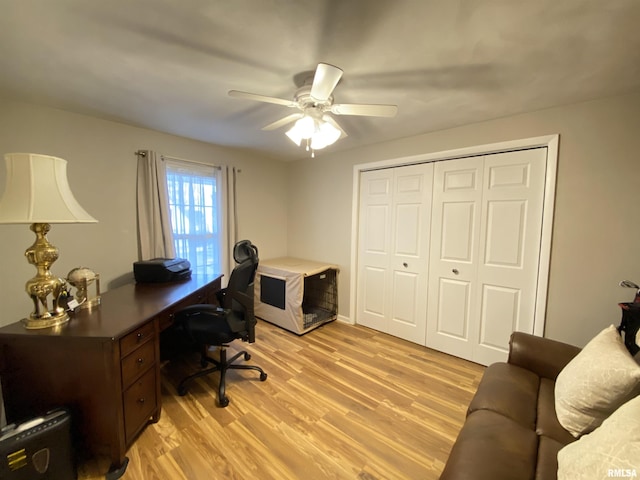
294 85 333 110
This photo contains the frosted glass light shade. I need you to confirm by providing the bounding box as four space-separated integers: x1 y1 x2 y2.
311 121 341 150
286 116 317 146
285 126 303 146
295 116 316 139
0 153 97 224
286 115 342 151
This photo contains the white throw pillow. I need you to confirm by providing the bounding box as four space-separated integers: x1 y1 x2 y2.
557 395 640 480
555 324 640 437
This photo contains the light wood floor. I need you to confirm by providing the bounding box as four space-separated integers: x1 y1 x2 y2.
79 320 485 480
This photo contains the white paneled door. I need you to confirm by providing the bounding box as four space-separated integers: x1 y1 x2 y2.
357 163 434 344
356 147 549 366
425 156 483 360
426 148 547 365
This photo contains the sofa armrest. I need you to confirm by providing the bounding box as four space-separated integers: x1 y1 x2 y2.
508 332 581 380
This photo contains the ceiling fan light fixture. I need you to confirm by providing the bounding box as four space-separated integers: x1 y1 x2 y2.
296 115 316 139
311 120 341 150
285 126 303 146
286 114 317 146
286 112 341 152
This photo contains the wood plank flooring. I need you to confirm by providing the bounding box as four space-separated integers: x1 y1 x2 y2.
78 320 485 480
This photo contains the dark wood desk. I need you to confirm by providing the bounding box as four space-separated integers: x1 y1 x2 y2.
0 273 222 478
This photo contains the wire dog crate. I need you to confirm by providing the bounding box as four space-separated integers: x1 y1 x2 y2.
254 257 338 335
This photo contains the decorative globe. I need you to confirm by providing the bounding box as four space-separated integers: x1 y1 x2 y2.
67 267 97 287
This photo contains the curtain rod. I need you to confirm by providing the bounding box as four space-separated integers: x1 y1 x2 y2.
162 154 221 170
135 150 221 170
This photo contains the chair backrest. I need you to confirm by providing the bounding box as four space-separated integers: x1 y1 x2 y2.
225 240 259 311
233 240 259 285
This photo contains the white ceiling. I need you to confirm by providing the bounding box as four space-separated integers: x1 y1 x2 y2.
1 0 639 161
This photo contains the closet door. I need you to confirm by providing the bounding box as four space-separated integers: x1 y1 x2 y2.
356 168 393 333
425 157 484 360
426 148 547 365
357 163 433 344
472 148 547 365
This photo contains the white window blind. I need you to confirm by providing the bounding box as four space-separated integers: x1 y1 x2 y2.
165 160 222 276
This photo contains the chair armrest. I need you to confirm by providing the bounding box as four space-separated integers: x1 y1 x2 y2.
174 304 227 320
229 290 255 342
508 332 581 380
215 288 228 307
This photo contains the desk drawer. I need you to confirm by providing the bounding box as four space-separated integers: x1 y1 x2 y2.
121 339 155 388
123 368 157 444
157 306 180 332
120 322 155 357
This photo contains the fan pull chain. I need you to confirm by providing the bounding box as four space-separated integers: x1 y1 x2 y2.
302 138 315 158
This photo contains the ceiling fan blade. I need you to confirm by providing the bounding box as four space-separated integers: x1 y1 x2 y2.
262 113 304 131
228 90 297 107
330 103 398 117
310 63 343 102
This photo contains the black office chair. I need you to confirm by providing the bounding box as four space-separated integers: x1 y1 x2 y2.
172 240 267 407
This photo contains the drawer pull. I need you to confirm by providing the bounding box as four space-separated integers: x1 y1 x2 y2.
137 358 144 364
137 398 145 404
136 332 144 342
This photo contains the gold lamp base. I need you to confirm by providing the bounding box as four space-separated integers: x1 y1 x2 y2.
21 311 69 329
22 223 70 329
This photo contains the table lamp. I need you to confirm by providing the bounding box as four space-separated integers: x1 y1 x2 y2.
0 153 97 329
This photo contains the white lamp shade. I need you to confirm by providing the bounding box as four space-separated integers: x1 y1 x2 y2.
0 153 97 224
285 126 303 146
296 116 317 139
311 121 341 150
285 114 345 152
286 115 318 146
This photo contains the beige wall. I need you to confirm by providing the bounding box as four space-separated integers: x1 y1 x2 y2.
288 90 640 347
2 91 639 347
0 99 288 327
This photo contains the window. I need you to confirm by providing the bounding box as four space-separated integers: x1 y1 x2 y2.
165 161 222 276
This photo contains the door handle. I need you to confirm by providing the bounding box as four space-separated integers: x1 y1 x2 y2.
403 262 408 268
452 268 459 275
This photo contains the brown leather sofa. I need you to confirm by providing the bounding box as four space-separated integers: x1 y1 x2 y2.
440 332 582 480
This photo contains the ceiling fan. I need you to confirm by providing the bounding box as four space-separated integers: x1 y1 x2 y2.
228 63 398 155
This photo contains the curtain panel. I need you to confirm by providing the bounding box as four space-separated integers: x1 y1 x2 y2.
221 165 238 282
136 150 176 260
